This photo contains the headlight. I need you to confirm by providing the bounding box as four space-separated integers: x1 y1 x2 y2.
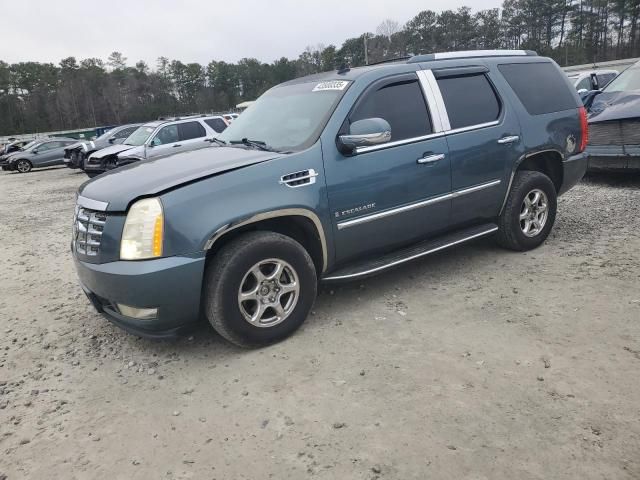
120 198 164 260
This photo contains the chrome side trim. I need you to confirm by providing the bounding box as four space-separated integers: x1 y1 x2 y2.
499 149 565 215
77 195 108 211
337 179 501 230
422 70 451 131
446 120 500 136
416 70 446 133
323 226 499 281
337 193 452 230
355 132 445 154
452 179 501 198
203 208 328 273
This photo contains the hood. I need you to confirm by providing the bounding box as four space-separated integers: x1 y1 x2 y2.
65 141 87 152
79 145 284 211
588 90 640 123
89 143 136 158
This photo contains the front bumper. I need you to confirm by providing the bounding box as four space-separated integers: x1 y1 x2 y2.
74 253 207 338
558 152 588 195
586 145 640 171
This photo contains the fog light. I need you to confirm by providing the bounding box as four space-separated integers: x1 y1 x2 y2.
116 304 158 320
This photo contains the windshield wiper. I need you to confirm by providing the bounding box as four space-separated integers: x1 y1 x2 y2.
207 137 227 146
229 138 273 152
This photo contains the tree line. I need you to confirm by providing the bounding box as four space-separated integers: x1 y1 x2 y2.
1 0 639 136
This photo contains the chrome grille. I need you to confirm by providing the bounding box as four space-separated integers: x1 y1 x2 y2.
589 120 640 146
73 206 107 256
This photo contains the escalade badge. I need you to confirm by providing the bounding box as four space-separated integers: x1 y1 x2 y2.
335 203 376 218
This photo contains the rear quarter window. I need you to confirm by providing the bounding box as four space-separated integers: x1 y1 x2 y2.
498 62 577 115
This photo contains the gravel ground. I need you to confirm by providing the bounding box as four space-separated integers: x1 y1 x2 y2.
0 166 639 480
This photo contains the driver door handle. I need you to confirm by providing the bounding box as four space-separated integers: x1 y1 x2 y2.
497 135 520 145
418 153 446 165
172 144 182 148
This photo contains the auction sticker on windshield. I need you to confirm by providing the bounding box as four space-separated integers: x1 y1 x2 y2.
312 80 350 92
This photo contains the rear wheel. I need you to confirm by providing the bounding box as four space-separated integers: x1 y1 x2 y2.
204 231 317 348
16 159 32 173
496 170 557 251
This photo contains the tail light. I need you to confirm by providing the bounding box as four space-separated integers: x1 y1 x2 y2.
578 106 589 153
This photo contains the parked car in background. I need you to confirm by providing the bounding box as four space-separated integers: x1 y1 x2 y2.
567 69 618 92
0 140 37 166
83 115 228 177
1 137 77 173
0 139 31 157
64 124 141 170
72 50 587 346
583 61 640 171
223 113 239 124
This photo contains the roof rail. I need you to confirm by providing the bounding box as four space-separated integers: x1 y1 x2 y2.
367 56 412 66
407 50 537 64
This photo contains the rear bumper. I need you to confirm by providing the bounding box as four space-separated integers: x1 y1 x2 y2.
586 145 640 171
558 152 588 195
74 253 207 338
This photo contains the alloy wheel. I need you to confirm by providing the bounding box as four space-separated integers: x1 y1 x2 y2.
237 258 300 328
520 189 549 237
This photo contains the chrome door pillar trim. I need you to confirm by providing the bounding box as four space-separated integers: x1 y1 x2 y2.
203 208 328 272
336 179 502 230
419 70 451 132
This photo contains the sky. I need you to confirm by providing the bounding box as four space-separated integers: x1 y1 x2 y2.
1 0 498 67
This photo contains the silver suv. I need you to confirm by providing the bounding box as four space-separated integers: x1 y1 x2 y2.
83 115 228 177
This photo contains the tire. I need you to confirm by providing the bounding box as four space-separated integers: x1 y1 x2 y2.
15 159 32 173
204 231 317 348
496 170 557 251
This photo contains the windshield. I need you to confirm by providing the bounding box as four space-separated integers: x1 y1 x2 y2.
20 140 40 152
603 64 640 93
124 126 155 146
218 80 351 151
94 129 114 141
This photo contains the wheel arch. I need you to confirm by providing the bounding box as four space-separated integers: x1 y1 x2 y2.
500 149 564 215
204 209 328 275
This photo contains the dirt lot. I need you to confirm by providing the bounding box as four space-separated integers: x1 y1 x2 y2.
0 166 639 480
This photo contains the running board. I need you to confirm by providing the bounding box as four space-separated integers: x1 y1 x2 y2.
322 223 498 282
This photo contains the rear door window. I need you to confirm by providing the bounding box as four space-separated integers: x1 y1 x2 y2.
151 125 179 146
350 78 432 141
436 74 500 129
498 62 577 115
178 121 207 141
205 118 228 133
114 127 137 139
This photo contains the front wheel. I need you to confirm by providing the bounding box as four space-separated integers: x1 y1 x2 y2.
204 231 317 348
496 170 557 251
15 159 32 173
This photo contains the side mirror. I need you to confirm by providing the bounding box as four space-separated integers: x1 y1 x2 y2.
108 138 115 144
337 118 392 154
32 150 39 154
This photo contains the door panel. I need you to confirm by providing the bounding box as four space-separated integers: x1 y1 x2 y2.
324 73 452 264
434 71 522 225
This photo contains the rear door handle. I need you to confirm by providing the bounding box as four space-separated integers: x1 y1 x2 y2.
172 144 182 148
497 135 520 145
418 153 446 165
